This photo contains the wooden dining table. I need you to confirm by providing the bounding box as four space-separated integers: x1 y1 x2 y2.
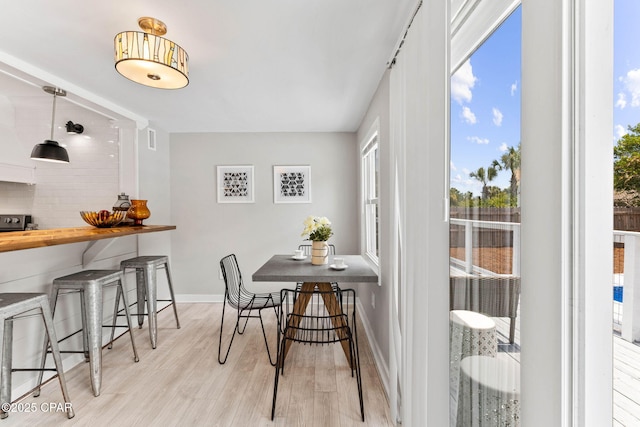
252 254 378 365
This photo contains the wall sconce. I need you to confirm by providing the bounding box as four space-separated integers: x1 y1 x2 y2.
66 121 84 134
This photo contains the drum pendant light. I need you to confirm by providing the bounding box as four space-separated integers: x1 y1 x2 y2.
114 17 189 89
30 86 70 163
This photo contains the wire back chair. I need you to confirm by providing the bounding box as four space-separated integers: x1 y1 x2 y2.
218 254 281 366
271 285 364 421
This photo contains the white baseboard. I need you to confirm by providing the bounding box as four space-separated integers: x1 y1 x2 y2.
175 294 224 303
356 298 390 401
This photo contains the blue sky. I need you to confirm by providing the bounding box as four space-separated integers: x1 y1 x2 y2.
450 7 521 195
614 0 640 141
451 2 640 197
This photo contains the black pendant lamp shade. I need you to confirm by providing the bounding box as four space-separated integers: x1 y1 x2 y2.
30 140 69 163
31 86 70 164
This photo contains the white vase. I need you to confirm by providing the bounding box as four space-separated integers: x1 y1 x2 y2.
311 240 329 265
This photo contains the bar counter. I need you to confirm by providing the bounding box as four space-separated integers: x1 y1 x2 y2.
0 225 176 253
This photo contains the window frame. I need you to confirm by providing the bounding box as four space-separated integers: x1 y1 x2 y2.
361 118 380 267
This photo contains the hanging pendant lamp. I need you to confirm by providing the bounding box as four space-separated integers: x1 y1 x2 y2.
30 86 70 163
114 17 189 89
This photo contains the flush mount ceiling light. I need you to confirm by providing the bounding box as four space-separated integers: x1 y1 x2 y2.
114 17 189 89
30 86 70 163
65 121 84 134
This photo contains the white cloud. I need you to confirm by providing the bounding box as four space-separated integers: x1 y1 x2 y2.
499 142 508 152
616 93 627 109
450 161 457 171
510 81 518 96
621 69 640 107
467 136 489 145
451 60 477 104
615 124 627 140
462 167 470 175
492 108 503 126
461 106 477 124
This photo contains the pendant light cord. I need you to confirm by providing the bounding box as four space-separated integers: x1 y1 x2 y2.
50 92 57 140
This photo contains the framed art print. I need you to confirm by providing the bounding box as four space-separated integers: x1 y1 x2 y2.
273 165 311 203
217 165 255 203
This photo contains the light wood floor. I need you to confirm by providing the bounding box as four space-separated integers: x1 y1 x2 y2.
2 303 393 426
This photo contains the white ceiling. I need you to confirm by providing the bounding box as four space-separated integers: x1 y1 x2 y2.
0 1 416 133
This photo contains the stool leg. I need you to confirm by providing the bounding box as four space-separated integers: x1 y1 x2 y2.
39 303 74 419
34 288 60 397
84 282 103 397
145 264 158 349
0 319 12 419
164 262 181 329
78 290 91 362
108 285 123 350
117 280 140 362
135 268 146 328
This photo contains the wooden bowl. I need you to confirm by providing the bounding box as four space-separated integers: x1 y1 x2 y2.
80 210 126 228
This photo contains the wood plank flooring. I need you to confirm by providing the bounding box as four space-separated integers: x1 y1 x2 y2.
2 303 393 426
494 314 640 427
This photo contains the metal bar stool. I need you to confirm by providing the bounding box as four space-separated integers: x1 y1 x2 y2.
116 256 180 349
35 270 139 397
0 293 73 419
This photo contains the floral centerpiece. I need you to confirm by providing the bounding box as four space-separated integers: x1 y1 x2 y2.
301 215 333 241
301 216 333 265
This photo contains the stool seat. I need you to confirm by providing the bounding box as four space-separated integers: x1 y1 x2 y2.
0 293 73 419
449 310 497 424
120 256 169 268
119 255 180 349
457 355 521 427
37 269 139 397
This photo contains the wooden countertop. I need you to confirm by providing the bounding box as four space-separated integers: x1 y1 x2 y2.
0 225 176 253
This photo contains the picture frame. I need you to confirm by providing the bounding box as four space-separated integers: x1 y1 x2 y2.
273 165 312 203
217 165 255 203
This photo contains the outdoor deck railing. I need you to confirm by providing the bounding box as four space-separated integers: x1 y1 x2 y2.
450 219 638 344
613 230 640 343
450 218 520 276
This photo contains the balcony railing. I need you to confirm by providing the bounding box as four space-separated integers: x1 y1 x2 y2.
451 219 639 344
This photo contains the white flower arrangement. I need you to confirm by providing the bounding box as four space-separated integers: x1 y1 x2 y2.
301 215 333 241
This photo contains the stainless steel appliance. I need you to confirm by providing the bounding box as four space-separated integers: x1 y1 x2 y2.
0 214 32 232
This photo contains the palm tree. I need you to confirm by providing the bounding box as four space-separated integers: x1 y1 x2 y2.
492 144 521 203
469 165 498 201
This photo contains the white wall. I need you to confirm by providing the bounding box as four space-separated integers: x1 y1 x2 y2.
137 125 172 257
356 70 391 381
169 132 358 300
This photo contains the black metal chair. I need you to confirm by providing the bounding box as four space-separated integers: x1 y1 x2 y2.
218 254 281 366
271 285 364 421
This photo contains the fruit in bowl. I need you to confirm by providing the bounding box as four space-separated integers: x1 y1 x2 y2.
80 210 127 228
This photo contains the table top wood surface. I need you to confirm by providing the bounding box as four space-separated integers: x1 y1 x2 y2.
0 225 176 253
252 254 378 283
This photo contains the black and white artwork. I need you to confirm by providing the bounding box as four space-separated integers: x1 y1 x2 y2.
217 165 254 203
273 165 311 203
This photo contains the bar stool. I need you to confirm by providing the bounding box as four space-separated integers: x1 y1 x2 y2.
117 256 180 349
0 293 73 419
36 270 139 397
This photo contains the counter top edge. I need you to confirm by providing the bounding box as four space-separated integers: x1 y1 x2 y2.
0 225 176 253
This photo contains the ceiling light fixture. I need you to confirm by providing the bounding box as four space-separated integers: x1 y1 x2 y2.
30 86 70 163
65 121 84 134
114 17 189 89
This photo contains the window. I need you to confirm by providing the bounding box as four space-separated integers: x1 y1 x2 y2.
362 129 380 265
